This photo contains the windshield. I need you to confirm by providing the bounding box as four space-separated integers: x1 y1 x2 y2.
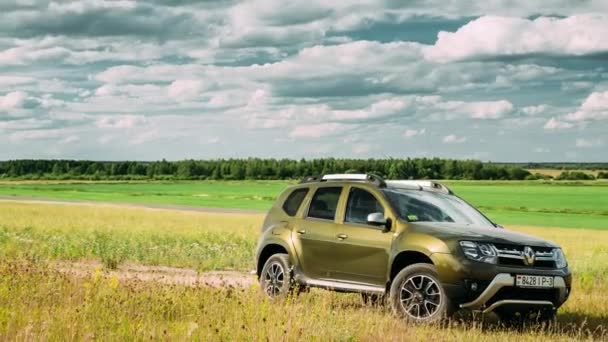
382 189 494 227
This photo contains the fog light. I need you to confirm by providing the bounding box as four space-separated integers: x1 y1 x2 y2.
470 282 478 291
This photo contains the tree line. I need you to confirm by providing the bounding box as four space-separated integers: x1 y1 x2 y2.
0 158 541 181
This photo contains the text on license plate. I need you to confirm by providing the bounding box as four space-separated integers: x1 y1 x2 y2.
516 275 554 288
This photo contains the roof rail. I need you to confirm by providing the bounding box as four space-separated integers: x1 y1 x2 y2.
385 180 453 194
299 173 387 187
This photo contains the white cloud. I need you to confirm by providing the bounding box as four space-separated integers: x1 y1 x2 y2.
403 128 426 138
96 114 147 129
443 134 467 144
522 105 547 116
468 100 513 119
332 98 408 120
426 15 608 62
0 91 28 110
575 138 603 148
96 64 207 84
167 79 207 102
565 91 608 122
544 117 574 130
431 98 514 120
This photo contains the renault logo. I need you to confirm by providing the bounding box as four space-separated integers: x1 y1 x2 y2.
523 246 535 266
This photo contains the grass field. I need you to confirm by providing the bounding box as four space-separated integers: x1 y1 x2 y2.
1 180 607 229
0 202 606 340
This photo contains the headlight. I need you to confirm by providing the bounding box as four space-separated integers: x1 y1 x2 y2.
459 241 498 264
554 248 568 268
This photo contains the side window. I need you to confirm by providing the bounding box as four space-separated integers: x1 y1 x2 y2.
282 188 309 216
307 187 342 221
345 188 384 225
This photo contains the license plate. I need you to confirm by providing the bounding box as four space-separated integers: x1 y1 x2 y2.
516 275 554 288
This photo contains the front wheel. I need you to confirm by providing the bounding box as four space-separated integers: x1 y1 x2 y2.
389 263 454 323
259 253 293 298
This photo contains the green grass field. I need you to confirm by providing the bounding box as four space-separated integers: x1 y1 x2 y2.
1 180 607 229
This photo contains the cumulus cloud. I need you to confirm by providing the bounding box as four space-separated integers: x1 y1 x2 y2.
544 117 574 130
565 91 608 122
0 91 29 110
426 15 608 62
332 98 409 120
423 97 514 120
167 80 207 102
95 64 204 84
1 2 607 160
0 1 206 39
522 105 547 116
443 134 467 144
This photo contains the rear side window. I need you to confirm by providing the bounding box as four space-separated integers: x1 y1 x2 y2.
282 188 309 216
307 187 342 221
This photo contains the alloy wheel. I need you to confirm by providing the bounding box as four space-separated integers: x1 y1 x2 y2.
399 275 442 319
263 261 285 297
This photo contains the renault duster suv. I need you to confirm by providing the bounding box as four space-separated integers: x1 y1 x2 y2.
255 174 571 323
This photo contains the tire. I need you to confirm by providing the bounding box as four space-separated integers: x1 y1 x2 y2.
389 263 455 323
259 253 294 299
361 293 386 307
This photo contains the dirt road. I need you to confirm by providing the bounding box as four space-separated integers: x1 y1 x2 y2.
54 261 256 288
0 196 263 215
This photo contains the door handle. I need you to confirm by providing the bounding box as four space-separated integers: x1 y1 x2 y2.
296 229 306 235
336 233 348 240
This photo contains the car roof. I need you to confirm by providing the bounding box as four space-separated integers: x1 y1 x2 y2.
297 174 454 195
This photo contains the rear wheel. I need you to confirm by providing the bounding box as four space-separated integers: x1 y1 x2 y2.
260 254 293 298
389 264 454 323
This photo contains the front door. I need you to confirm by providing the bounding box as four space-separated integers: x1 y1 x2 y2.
291 186 344 280
332 186 393 286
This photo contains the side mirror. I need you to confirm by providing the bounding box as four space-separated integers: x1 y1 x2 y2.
367 212 390 230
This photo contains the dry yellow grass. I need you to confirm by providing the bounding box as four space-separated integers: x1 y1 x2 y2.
526 169 599 177
0 201 606 340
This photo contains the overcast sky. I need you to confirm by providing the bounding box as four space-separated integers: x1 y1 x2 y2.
1 1 608 161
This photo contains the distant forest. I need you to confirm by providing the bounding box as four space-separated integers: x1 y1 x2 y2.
0 159 607 181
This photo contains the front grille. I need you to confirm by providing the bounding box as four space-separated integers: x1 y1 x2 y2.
488 287 559 306
493 244 556 268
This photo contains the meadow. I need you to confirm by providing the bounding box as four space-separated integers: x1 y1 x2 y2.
1 180 607 229
0 201 606 340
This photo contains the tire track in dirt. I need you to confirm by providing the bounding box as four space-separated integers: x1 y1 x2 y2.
53 261 257 288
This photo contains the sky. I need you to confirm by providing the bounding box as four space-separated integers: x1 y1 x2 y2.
1 1 608 162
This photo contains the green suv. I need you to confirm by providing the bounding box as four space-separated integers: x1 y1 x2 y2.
255 174 571 323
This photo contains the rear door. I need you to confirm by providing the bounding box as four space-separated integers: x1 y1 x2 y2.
291 186 344 280
332 186 394 286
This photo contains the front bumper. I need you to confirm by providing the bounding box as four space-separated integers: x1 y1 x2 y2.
431 253 572 312
458 273 569 313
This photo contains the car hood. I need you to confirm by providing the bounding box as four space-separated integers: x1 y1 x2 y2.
410 222 557 248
